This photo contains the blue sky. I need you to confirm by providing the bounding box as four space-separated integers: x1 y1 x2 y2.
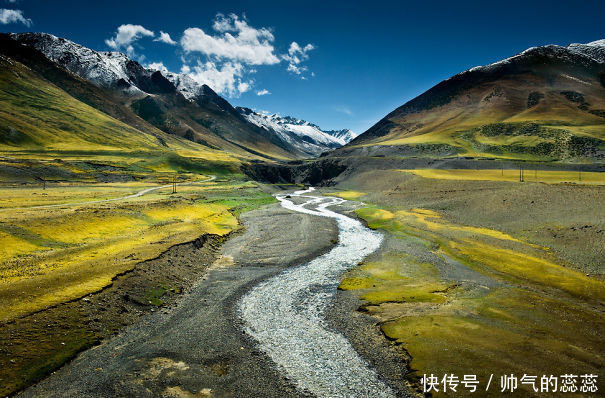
2 0 604 133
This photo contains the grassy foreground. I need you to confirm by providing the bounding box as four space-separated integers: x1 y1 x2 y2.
330 169 604 395
0 178 275 321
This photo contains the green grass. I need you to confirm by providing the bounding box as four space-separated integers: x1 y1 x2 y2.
0 58 242 169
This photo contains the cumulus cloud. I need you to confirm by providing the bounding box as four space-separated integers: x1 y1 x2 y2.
185 61 250 97
181 13 279 65
0 8 31 26
105 24 154 55
154 31 176 45
142 14 315 97
238 81 251 93
282 41 315 77
147 61 169 73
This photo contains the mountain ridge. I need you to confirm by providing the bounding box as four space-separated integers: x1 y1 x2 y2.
9 32 352 159
7 32 298 160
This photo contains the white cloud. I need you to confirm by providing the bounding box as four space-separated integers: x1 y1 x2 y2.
238 81 251 93
287 63 307 75
169 13 316 97
181 13 279 65
186 61 248 97
0 8 31 26
147 61 169 73
154 31 176 45
105 24 154 55
282 41 314 77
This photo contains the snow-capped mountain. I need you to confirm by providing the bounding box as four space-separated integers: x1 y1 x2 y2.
11 32 205 99
347 39 605 161
323 128 357 143
567 39 605 64
237 107 356 157
162 71 204 100
11 32 178 95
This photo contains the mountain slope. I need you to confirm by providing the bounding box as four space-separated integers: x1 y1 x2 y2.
237 107 356 157
343 40 605 161
0 49 235 163
9 33 296 160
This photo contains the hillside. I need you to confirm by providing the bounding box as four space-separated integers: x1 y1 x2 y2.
340 40 605 161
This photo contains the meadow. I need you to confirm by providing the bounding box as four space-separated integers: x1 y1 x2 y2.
329 169 605 395
0 176 275 321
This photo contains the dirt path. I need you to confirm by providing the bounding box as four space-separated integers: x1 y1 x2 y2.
1 175 216 211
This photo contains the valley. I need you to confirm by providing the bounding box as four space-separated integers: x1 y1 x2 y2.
0 23 603 397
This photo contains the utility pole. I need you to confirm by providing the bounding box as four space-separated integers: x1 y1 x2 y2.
35 176 46 190
172 174 177 194
579 164 582 182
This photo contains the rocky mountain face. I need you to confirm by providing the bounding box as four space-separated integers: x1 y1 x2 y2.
237 107 356 157
342 40 605 161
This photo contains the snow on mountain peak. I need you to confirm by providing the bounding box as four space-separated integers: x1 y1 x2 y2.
237 107 356 157
567 39 605 63
463 39 604 76
12 32 215 100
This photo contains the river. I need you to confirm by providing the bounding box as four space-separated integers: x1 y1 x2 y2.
239 187 395 397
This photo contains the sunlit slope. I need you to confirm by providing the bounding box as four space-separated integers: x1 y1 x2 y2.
0 56 239 165
345 44 605 160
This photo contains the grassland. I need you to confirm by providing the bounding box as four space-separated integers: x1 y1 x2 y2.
0 177 274 321
331 168 605 395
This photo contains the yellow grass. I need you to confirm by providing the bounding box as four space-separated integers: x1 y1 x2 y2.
449 239 605 300
0 179 270 321
324 190 367 200
400 168 605 185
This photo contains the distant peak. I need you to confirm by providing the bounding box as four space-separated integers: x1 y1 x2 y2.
238 107 355 157
583 39 605 47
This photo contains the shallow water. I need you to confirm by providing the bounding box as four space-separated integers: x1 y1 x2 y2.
239 188 394 397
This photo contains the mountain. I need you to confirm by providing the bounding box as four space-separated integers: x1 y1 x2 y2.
341 40 605 161
8 32 296 160
237 107 356 157
0 34 248 174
